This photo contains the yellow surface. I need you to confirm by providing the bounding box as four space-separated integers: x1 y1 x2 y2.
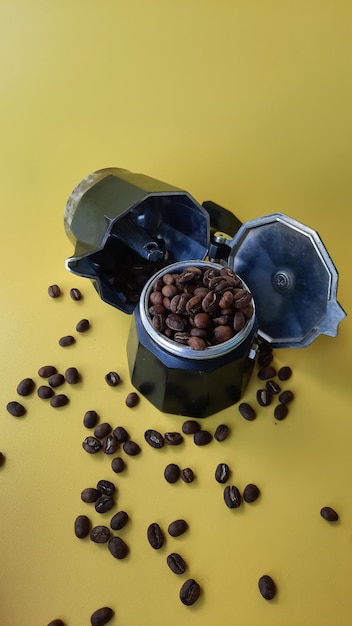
1 1 352 625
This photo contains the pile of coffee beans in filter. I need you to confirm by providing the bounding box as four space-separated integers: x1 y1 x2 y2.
147 265 254 350
3 282 340 625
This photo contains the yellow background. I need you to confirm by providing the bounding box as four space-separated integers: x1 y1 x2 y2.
1 1 351 625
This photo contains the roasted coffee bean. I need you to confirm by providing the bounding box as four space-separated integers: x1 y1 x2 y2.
233 310 246 331
110 510 129 531
76 318 90 332
6 401 26 417
256 389 272 407
213 325 234 342
81 487 100 503
181 468 194 483
258 366 277 380
102 434 119 455
168 519 188 537
48 373 65 388
16 377 35 396
164 431 184 446
50 394 69 408
37 385 54 399
164 463 180 483
97 479 115 497
165 313 185 331
243 483 260 503
258 574 276 600
125 391 139 407
215 463 230 484
274 403 289 421
38 365 57 378
258 351 274 367
90 606 114 626
174 331 191 344
179 578 201 606
214 424 230 442
320 506 339 522
47 620 65 626
188 336 207 350
182 420 201 434
0 452 5 467
123 440 141 456
94 422 112 438
278 365 292 381
83 410 99 428
108 536 129 559
59 335 75 347
74 515 91 538
224 485 242 508
82 436 102 454
278 390 294 404
266 380 281 394
144 429 165 448
238 402 256 421
105 371 121 386
167 552 186 575
95 496 114 514
70 287 82 301
48 284 61 298
65 367 80 384
194 430 212 446
111 457 125 473
113 426 129 443
90 525 111 543
147 522 165 549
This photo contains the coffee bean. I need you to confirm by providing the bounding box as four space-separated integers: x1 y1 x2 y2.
48 284 61 298
38 365 57 378
258 574 276 600
243 483 260 503
110 510 129 531
164 431 184 446
164 463 180 483
16 378 35 396
224 485 242 508
266 380 281 394
90 525 111 543
215 463 230 484
105 371 121 386
122 440 141 456
194 430 212 446
37 385 54 399
214 424 230 442
83 410 99 428
147 522 165 549
74 515 91 538
81 487 100 503
48 373 65 388
94 422 112 438
182 420 200 434
179 579 201 606
59 335 75 347
167 552 186 575
90 606 114 626
97 479 115 497
258 366 277 380
46 620 65 626
125 392 139 407
144 429 165 448
70 287 82 301
6 401 26 417
113 426 129 443
111 457 125 473
50 394 69 408
278 390 294 404
102 434 119 455
0 452 5 467
278 366 292 381
256 389 272 407
168 519 188 537
76 318 90 332
188 336 207 350
95 496 114 514
82 436 102 454
258 351 274 367
320 506 339 522
238 402 256 421
108 536 129 559
65 367 80 384
274 403 288 421
181 468 194 483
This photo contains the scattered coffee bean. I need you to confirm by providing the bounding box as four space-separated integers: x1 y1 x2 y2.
46 620 65 626
110 510 129 531
74 515 91 538
256 388 272 407
179 578 201 606
164 431 184 446
167 552 186 575
102 434 119 455
58 335 75 347
278 390 294 404
274 403 289 421
238 402 256 421
81 487 101 503
76 318 90 332
65 367 80 384
90 525 111 543
278 365 292 381
16 377 35 396
214 424 230 442
181 468 195 483
266 380 281 394
48 284 61 298
105 371 121 386
194 430 212 446
122 440 141 456
164 463 180 483
82 436 102 454
6 401 26 417
48 373 65 388
94 422 112 438
182 420 201 434
147 522 165 549
83 410 99 428
258 351 274 367
215 463 230 484
144 429 165 448
258 574 276 600
37 385 54 399
0 452 5 467
90 606 114 626
108 536 129 559
111 457 125 473
50 394 69 408
95 495 115 514
97 479 115 497
70 287 82 301
125 392 139 407
168 519 188 537
224 485 242 508
320 506 339 522
258 366 277 380
243 483 260 503
38 365 57 378
113 426 129 443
